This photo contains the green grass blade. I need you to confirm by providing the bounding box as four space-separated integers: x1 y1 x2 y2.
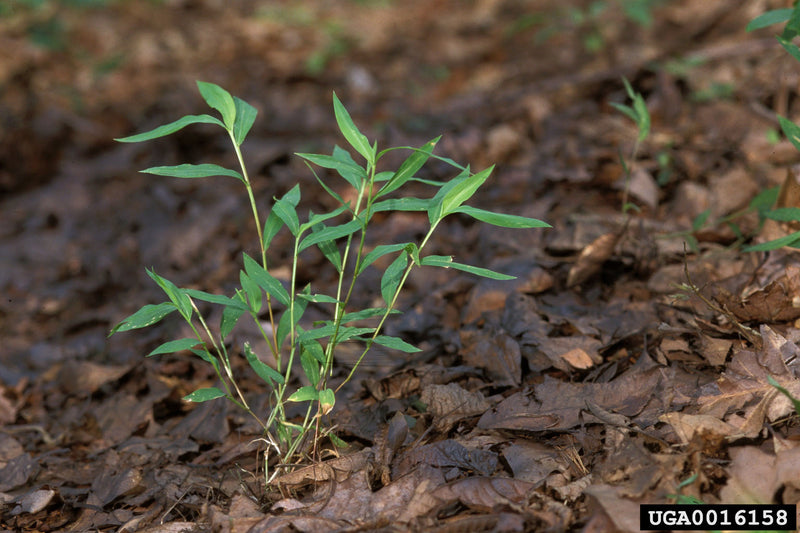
440 165 494 217
115 114 224 143
147 269 193 320
371 335 421 353
287 385 318 402
244 342 284 386
378 137 440 197
356 243 408 276
381 251 407 305
243 253 290 306
744 230 800 251
263 184 301 248
298 219 362 253
420 255 516 280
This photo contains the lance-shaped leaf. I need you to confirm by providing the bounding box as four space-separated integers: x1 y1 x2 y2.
296 151 366 189
369 335 421 353
453 206 550 228
184 387 226 402
272 196 300 236
746 8 792 32
264 184 301 248
381 251 408 305
243 253 290 306
378 137 440 197
197 81 236 129
141 164 243 182
298 219 362 253
109 302 177 335
148 338 202 357
421 254 516 280
438 166 494 221
287 385 318 403
319 388 335 415
115 114 224 143
332 92 374 165
356 243 408 276
147 269 193 320
301 348 321 387
183 288 249 310
244 342 284 386
232 96 257 146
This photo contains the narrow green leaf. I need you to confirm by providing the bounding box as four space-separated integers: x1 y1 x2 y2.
272 196 300 236
220 301 246 339
610 102 638 123
378 137 440 197
300 338 325 363
428 166 470 224
240 271 263 313
183 288 249 310
764 207 800 222
197 81 236 129
381 251 408 305
341 307 397 322
264 184 301 248
420 255 516 280
371 197 432 213
243 253 290 306
184 387 226 402
115 114 224 143
453 206 550 228
440 166 494 217
147 269 193 321
371 335 421 353
298 219 362 252
296 293 340 304
691 208 711 231
332 92 374 164
356 243 408 276
141 163 243 181
298 324 375 342
148 338 202 357
244 342 284 385
110 302 177 335
232 96 257 146
296 151 366 189
778 37 800 63
301 349 321 387
190 348 220 374
744 230 800 251
781 6 800 40
287 385 319 403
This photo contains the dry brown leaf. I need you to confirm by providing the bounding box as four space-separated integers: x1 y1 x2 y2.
719 446 778 504
420 382 490 432
567 231 621 287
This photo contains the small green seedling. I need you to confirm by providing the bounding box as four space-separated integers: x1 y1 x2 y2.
111 81 549 478
611 76 650 214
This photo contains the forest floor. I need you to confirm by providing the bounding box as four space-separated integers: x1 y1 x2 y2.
3 1 800 531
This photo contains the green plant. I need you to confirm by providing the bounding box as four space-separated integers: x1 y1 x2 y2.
744 4 800 251
611 76 650 213
110 81 549 478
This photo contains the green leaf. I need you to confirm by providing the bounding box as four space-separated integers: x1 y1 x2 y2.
190 348 220 374
332 92 374 164
272 196 301 236
768 375 800 416
300 338 325 363
296 151 366 189
240 271 263 313
610 102 638 123
264 184 301 248
428 166 470 224
371 197 432 213
744 230 800 251
319 388 335 414
421 255 516 280
141 163 243 181
298 219 362 253
114 114 224 143
453 206 550 228
243 253 290 306
184 387 226 402
746 8 792 32
371 335 421 353
147 269 193 321
244 342 284 385
183 288 249 310
381 251 408 305
356 243 409 276
301 348 321 386
778 36 800 64
232 96 257 146
220 300 246 339
378 137 440 197
750 186 780 215
691 209 711 231
148 338 202 357
296 293 340 304
765 207 800 222
781 6 800 40
197 81 236 129
341 307 397 322
287 385 319 402
441 166 494 218
109 302 177 335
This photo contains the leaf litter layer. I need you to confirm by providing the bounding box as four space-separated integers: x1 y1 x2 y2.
3 0 800 531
